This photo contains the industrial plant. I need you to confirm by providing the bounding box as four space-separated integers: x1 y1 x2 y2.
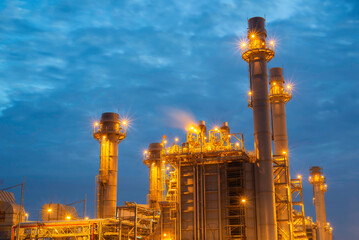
0 17 333 240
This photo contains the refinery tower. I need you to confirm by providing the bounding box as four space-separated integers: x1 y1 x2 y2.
7 17 333 240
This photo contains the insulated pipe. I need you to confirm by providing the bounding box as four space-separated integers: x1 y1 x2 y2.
309 166 328 240
148 143 163 209
242 17 277 240
93 112 126 218
269 67 293 239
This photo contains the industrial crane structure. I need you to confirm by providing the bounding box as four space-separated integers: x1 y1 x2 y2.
8 17 333 240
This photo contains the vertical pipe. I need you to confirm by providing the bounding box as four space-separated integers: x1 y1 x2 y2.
242 17 276 240
217 164 222 240
94 112 126 218
134 203 137 239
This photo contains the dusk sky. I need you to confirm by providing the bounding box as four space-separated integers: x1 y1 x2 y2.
0 0 358 239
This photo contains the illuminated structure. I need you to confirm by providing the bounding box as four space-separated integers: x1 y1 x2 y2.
93 112 126 218
143 143 165 209
309 167 332 240
11 17 334 240
242 16 276 240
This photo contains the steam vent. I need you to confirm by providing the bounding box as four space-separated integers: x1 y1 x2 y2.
7 17 333 240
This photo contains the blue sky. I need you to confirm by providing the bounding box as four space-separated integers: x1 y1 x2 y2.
0 0 358 238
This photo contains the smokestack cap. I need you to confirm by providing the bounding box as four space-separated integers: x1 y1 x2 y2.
310 166 323 175
198 120 206 126
100 112 120 123
269 67 285 84
248 17 267 36
222 122 228 127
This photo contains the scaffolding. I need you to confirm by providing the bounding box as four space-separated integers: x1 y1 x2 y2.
117 202 160 240
273 155 293 240
225 162 246 239
12 204 159 240
12 219 120 240
291 178 308 240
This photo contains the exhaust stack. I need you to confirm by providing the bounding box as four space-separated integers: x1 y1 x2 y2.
269 67 293 238
93 112 126 218
146 143 164 209
242 17 277 240
309 167 332 240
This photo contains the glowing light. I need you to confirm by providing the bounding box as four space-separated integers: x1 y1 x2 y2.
25 213 28 217
122 121 127 125
94 122 99 126
273 82 276 85
85 217 89 220
248 91 252 95
297 175 302 179
242 43 246 47
190 126 194 130
282 151 287 155
251 34 255 38
102 136 106 139
236 143 240 146
163 233 167 237
287 85 292 89
144 150 148 154
175 137 179 142
214 128 219 131
164 140 167 144
166 167 170 170
270 41 274 45
162 160 165 163
66 215 71 220
241 198 246 203
47 208 52 213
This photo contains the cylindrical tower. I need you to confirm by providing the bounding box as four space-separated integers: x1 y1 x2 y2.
241 17 277 240
269 67 293 239
93 112 126 218
146 143 164 209
309 166 329 240
269 68 292 155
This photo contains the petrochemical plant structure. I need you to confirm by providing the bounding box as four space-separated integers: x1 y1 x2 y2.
1 17 333 240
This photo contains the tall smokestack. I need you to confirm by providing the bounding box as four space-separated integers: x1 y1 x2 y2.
269 67 292 155
269 67 293 238
93 112 126 218
309 166 331 240
242 17 276 240
146 143 164 209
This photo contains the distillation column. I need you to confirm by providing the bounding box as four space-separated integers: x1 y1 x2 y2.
309 167 331 240
94 112 126 218
241 17 276 240
146 143 164 209
269 68 293 239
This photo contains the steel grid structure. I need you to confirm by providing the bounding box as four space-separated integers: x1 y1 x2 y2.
273 155 293 240
291 178 308 239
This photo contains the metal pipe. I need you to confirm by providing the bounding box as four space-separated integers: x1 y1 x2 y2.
93 112 126 218
242 17 276 240
309 166 328 240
